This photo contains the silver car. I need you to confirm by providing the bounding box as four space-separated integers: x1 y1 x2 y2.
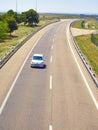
31 54 46 68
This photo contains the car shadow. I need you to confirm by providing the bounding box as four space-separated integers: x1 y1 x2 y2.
30 64 47 69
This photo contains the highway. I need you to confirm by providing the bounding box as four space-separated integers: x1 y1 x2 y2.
0 20 98 130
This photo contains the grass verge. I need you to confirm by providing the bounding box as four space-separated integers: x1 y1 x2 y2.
75 34 98 76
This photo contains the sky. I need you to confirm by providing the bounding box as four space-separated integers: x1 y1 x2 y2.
0 0 98 14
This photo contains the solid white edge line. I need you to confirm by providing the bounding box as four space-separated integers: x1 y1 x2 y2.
50 75 52 90
0 35 43 115
67 26 98 110
49 125 53 130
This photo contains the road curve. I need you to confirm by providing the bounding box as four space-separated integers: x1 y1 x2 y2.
0 20 98 130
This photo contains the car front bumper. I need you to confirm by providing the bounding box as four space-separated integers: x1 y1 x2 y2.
31 63 45 68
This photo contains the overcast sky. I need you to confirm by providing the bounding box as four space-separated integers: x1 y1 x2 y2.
0 0 98 14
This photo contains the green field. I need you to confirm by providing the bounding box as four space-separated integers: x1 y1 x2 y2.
75 35 98 76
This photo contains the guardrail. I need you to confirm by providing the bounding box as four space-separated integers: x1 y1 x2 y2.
69 23 98 88
0 21 57 69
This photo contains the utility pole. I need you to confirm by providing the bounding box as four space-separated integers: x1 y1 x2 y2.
36 0 37 12
15 0 18 22
16 0 18 13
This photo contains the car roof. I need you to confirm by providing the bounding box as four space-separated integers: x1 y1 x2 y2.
33 54 43 57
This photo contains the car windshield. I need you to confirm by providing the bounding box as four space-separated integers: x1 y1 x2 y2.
33 56 43 60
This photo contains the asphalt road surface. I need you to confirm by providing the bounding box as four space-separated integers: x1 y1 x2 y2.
0 20 98 130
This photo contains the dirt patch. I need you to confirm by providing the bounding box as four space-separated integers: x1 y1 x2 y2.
71 27 96 36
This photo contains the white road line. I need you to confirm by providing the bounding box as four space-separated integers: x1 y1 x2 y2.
67 26 98 110
50 75 53 90
51 45 53 50
54 34 56 37
50 56 53 63
0 35 43 115
49 125 53 130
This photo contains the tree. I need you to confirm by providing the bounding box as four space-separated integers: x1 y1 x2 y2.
7 10 19 23
0 21 8 40
7 9 15 16
81 20 85 28
0 14 4 21
33 11 39 25
5 16 18 36
22 9 39 26
21 12 27 24
15 13 22 23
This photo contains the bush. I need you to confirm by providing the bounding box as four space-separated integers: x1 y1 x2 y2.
81 20 85 28
0 21 8 40
91 33 98 47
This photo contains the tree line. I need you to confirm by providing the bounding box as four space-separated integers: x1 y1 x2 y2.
0 9 39 40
